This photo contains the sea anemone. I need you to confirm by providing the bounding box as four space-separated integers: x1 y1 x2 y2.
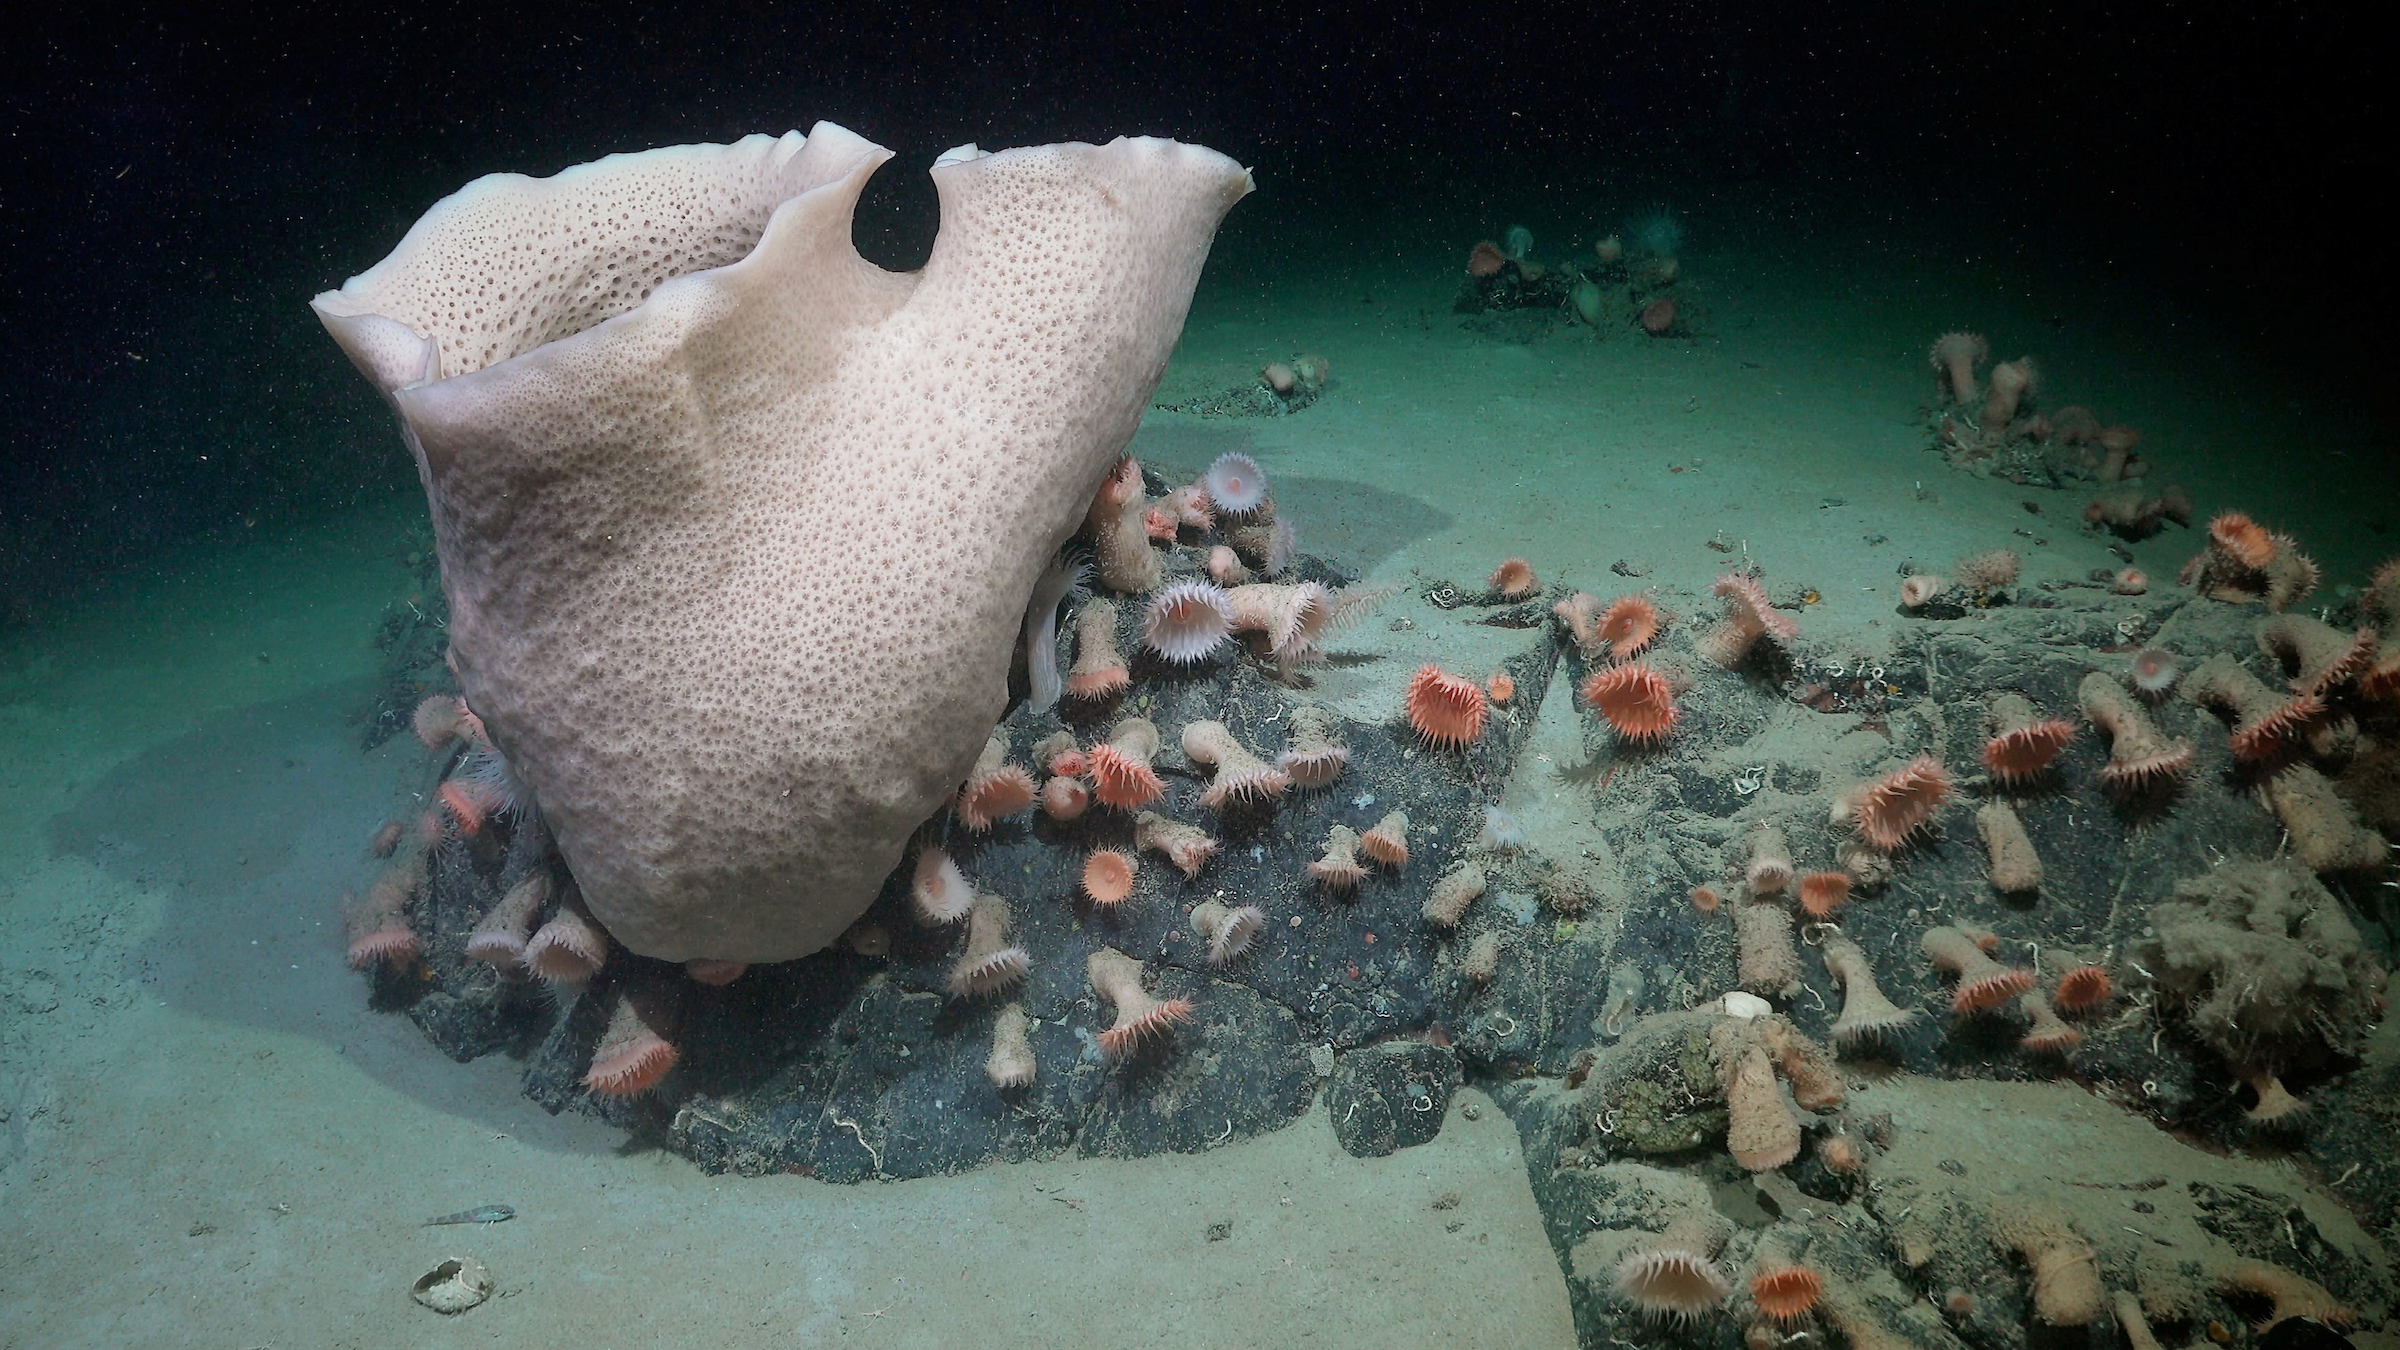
1423 860 1488 927
1404 664 1488 749
1087 947 1195 1057
1467 240 1506 279
1143 579 1235 664
684 959 746 985
1360 811 1411 868
910 848 977 925
2209 511 2275 569
1165 483 1214 529
1203 452 1270 516
987 1003 1037 1089
1699 573 1799 668
1227 581 1333 661
1489 557 1539 599
1206 544 1251 586
2241 1069 2308 1125
2110 567 2149 595
1995 1209 2105 1327
1955 549 2021 591
1976 800 2044 893
1689 885 1722 915
1040 774 1090 821
2079 671 2196 789
465 873 549 970
1581 662 1679 743
1847 756 1952 851
1797 871 1850 919
1920 924 2035 1013
1134 811 1220 879
1982 692 2076 784
1191 900 1267 965
1143 504 1177 542
1021 553 1085 714
1475 805 1528 853
412 694 468 750
1639 299 1677 335
1310 824 1369 892
2217 1260 2355 1332
1598 595 1661 660
524 884 609 985
2129 647 2181 698
1086 717 1167 810
2052 964 2112 1012
2018 990 2083 1055
1082 849 1137 907
1088 459 1163 594
582 981 681 1097
1065 599 1132 699
1822 932 1917 1043
1721 1033 1802 1171
1750 1262 1823 1323
1277 705 1351 788
1486 671 1515 704
1981 358 2036 429
956 734 1037 832
947 894 1031 998
2183 653 2326 762
1553 591 1606 652
2258 612 2379 696
1930 332 1989 405
1182 719 1291 810
1614 1214 1731 1322
1744 825 1793 896
1899 574 1947 610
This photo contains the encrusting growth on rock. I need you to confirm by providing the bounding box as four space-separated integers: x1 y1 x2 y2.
1920 924 2035 1013
1086 947 1195 1057
1974 800 2043 893
1423 860 1488 927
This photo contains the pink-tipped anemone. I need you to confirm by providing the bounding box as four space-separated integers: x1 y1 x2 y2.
1143 579 1234 664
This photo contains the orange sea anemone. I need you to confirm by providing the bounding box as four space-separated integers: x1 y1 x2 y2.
1580 662 1680 744
1797 871 1851 919
1920 924 2035 1013
1086 718 1167 810
1082 849 1137 908
1489 557 1539 599
910 848 977 925
1040 774 1091 821
1899 574 1947 610
1487 670 1516 705
1598 595 1661 660
1849 755 1953 851
1310 825 1369 892
1700 572 1799 668
1360 811 1411 869
1982 718 2076 785
956 736 1038 832
2080 672 2195 788
1467 241 1506 278
1615 1222 1732 1322
1750 1265 1822 1323
2053 964 2113 1012
411 694 467 750
1689 885 1722 915
525 888 609 984
1405 664 1488 749
1088 947 1196 1057
583 984 681 1097
2209 511 2275 569
1930 332 1989 405
1640 298 1677 335
2110 567 2149 596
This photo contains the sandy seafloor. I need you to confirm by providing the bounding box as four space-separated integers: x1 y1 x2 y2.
2 230 2394 1348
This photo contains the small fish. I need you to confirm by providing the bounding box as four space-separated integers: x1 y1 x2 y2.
424 1204 514 1227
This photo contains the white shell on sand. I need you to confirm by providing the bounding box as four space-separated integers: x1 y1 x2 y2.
1709 991 1773 1020
411 1256 494 1314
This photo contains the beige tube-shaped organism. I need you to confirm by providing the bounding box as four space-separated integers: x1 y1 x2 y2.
1423 860 1487 928
1974 800 2043 893
1820 932 1916 1045
986 1003 1036 1089
1735 898 1801 998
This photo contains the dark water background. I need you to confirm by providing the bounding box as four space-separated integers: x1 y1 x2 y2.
2 0 2382 620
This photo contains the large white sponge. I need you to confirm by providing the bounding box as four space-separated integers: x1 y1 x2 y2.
315 122 1251 962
